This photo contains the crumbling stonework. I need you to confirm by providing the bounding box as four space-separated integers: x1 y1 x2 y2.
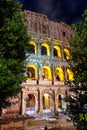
24 10 74 42
3 10 74 116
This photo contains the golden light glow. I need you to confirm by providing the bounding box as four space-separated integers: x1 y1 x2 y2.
28 41 36 54
53 45 61 58
42 66 52 80
64 48 70 60
27 65 37 80
44 93 50 109
56 67 64 81
26 94 35 108
67 69 74 81
41 43 50 56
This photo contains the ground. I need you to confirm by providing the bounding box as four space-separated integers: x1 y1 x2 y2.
0 114 76 130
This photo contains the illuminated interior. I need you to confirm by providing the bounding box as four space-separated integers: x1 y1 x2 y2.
64 48 70 60
58 94 62 108
55 67 64 81
26 94 35 108
27 65 37 80
67 68 74 81
28 41 36 54
42 66 52 80
53 45 61 58
41 43 50 56
43 93 50 109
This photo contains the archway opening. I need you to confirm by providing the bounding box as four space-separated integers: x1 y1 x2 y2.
41 43 50 56
55 67 64 81
28 41 36 54
58 94 62 108
64 48 70 60
43 93 50 110
53 45 61 58
41 46 47 55
53 48 58 57
57 94 67 112
27 67 35 79
27 65 37 80
26 94 35 109
25 94 36 115
67 68 74 81
42 66 52 80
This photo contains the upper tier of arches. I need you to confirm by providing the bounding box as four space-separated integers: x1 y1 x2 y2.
27 40 71 61
26 65 74 82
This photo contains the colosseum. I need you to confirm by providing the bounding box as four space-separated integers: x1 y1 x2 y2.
3 10 74 116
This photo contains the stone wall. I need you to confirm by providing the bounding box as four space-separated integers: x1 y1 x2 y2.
24 10 74 42
2 10 74 116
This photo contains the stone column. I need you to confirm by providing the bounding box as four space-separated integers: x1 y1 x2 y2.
53 90 56 114
61 44 65 61
55 92 58 113
21 90 26 115
39 90 43 114
39 65 43 80
50 89 56 114
52 68 54 85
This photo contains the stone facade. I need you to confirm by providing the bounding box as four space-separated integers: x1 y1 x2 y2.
24 10 74 42
3 10 74 116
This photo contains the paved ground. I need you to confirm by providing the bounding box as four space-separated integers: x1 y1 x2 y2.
24 114 76 130
1 113 76 130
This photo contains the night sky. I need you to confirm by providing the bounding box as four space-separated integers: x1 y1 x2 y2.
19 0 87 25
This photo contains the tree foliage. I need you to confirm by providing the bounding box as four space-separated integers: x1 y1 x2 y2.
70 9 87 89
0 0 30 109
69 9 87 130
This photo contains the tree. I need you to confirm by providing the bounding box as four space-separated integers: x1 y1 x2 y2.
68 9 87 130
0 0 30 114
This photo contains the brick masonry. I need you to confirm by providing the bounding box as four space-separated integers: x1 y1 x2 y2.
24 10 74 42
2 10 74 116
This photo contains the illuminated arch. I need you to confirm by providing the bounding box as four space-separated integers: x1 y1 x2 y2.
67 69 74 81
41 43 50 56
55 67 64 81
26 94 35 108
57 94 66 111
53 45 61 58
28 41 36 54
27 65 37 80
43 93 50 109
42 66 52 80
64 48 70 60
58 94 62 108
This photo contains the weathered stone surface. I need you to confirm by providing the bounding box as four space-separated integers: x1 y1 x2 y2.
24 10 74 42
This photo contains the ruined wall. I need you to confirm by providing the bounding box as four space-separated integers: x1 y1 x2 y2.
24 10 74 42
3 10 74 116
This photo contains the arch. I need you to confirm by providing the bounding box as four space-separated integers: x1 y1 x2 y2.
42 66 52 80
25 94 36 115
57 94 67 112
26 94 35 108
43 93 50 109
28 41 36 54
27 65 37 80
55 67 64 81
67 68 74 81
53 45 61 58
41 43 50 56
64 48 70 60
58 94 62 108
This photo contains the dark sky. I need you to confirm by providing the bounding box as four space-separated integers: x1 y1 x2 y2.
19 0 87 25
